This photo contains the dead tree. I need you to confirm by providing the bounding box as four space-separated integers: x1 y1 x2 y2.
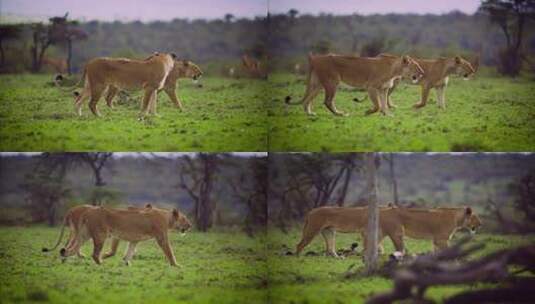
365 152 380 274
367 236 535 304
178 154 220 232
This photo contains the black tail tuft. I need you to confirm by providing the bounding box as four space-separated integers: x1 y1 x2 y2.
284 96 292 104
42 247 49 252
73 91 80 97
353 97 363 103
60 248 66 256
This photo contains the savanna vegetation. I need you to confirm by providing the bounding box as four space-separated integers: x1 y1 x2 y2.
0 75 268 151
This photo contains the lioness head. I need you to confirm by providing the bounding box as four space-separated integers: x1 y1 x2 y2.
453 56 476 80
171 209 192 233
175 60 203 81
400 55 425 84
459 207 482 234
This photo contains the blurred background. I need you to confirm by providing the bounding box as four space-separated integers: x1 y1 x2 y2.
0 0 534 77
268 153 535 234
1 152 534 235
0 153 268 236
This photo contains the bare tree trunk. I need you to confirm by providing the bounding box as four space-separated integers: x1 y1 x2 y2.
389 153 399 205
365 152 379 274
0 39 5 66
336 168 352 206
67 38 72 75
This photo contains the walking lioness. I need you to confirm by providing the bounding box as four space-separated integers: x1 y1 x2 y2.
295 205 481 257
60 206 191 266
380 54 477 109
285 53 424 116
104 59 203 111
73 52 176 118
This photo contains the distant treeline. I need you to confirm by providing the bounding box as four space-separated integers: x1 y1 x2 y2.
2 11 534 74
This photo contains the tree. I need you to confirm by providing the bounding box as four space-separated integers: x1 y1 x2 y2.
30 13 87 73
178 154 221 232
342 13 364 53
78 153 114 205
288 9 299 20
479 0 535 76
364 152 380 274
227 156 268 237
224 13 235 23
386 153 399 205
20 153 75 226
0 24 22 66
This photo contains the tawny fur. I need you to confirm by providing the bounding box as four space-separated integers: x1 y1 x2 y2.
295 206 481 257
287 53 424 116
104 60 203 111
73 53 175 117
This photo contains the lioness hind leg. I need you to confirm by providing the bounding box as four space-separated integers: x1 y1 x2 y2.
91 235 106 265
323 84 347 116
122 242 138 266
74 89 90 117
365 88 380 115
102 238 120 259
321 228 340 258
296 227 321 256
88 85 105 117
105 86 119 109
303 73 322 116
139 89 157 118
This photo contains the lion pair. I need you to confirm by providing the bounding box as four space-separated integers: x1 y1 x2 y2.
295 205 482 257
73 52 203 118
42 204 191 266
286 53 477 116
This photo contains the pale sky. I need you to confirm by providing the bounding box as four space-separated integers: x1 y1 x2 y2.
1 0 481 22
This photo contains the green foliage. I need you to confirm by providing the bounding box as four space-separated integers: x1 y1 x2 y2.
0 75 267 151
268 73 535 151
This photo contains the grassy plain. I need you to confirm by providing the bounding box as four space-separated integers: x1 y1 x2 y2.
267 73 535 151
0 75 267 151
0 226 532 303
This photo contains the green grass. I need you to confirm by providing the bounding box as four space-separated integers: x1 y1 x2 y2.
0 75 267 151
267 73 535 151
0 226 267 304
1 226 532 304
265 228 534 304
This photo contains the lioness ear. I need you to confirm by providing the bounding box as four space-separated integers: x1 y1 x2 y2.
465 207 472 216
144 203 152 209
402 55 410 65
170 53 177 59
455 56 462 65
153 51 160 56
172 208 179 219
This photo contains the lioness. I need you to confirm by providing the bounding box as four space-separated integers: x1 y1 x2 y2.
60 206 191 266
104 59 203 111
42 204 156 260
395 206 481 250
380 54 476 109
295 205 481 257
73 52 176 118
285 53 424 116
295 206 405 258
42 204 98 258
